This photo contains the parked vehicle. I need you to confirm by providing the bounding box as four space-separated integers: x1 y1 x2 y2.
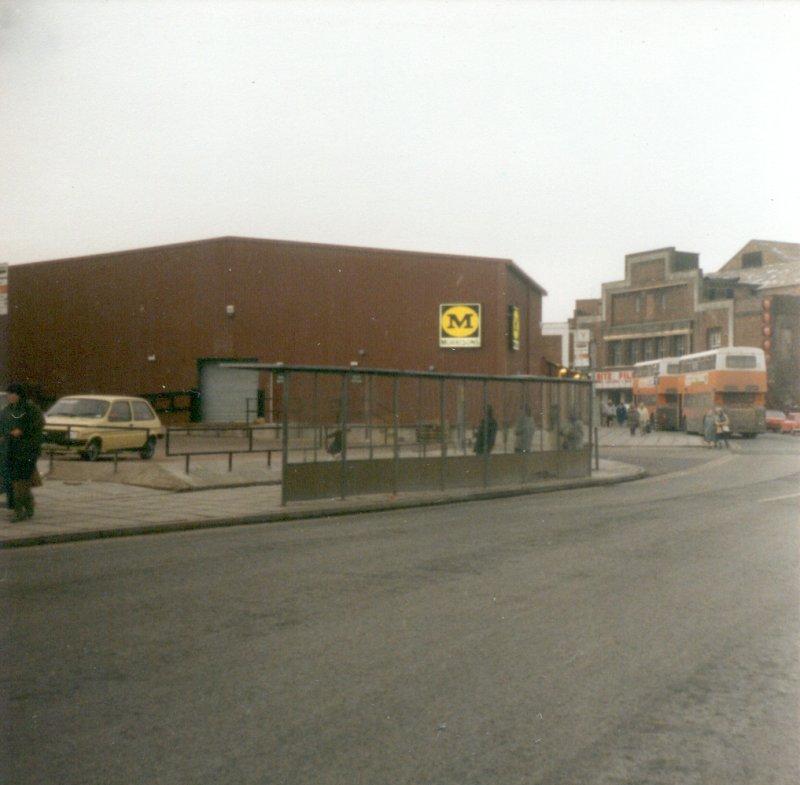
765 410 787 432
780 412 800 435
44 395 164 460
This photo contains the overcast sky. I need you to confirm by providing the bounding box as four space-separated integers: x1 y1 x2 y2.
2 0 798 321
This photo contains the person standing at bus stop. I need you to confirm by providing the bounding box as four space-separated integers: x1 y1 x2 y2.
0 383 45 521
474 405 498 455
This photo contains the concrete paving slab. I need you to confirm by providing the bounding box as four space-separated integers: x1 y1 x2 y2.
596 427 705 448
0 459 644 548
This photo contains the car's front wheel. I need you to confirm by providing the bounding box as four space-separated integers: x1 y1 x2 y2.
140 436 157 460
81 439 102 461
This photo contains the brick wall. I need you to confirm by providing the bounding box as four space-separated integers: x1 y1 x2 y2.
629 258 666 285
611 283 694 326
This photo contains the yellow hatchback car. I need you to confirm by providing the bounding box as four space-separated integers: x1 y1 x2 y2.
44 395 164 461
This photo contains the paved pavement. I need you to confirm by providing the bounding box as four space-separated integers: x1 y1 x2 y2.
0 429 717 548
596 426 707 448
1 456 644 548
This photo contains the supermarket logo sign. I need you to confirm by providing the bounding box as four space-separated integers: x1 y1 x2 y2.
439 304 481 348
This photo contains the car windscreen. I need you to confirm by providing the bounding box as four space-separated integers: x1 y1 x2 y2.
47 398 110 418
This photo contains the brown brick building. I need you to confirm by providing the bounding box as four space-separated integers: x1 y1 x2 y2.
3 236 552 419
568 241 800 407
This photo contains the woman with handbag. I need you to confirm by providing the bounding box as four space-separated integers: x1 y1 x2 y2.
0 383 45 521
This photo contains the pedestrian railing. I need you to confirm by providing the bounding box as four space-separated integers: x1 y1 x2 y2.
164 424 283 473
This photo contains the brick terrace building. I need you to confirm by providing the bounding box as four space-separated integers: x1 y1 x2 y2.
568 241 800 407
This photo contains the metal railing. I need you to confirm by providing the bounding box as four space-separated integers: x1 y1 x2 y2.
164 424 282 473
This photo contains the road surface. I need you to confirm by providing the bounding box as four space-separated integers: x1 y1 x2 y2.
2 440 799 784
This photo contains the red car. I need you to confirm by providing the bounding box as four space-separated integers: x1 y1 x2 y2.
765 410 787 432
781 412 800 435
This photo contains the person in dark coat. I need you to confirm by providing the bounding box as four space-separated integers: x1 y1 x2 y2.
474 405 498 455
0 383 45 521
628 404 640 436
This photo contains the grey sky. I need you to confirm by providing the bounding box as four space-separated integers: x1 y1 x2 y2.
2 0 798 321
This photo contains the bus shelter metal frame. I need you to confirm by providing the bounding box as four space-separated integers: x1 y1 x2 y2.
226 363 594 504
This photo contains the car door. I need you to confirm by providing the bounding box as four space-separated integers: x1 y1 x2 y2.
106 399 135 449
131 399 159 445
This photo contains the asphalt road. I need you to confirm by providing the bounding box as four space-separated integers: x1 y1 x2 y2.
2 442 799 785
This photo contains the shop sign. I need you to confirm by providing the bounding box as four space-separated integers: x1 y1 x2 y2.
508 305 520 351
593 369 632 389
573 328 591 368
440 303 481 348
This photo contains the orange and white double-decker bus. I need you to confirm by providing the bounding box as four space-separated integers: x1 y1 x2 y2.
678 347 767 437
632 357 683 431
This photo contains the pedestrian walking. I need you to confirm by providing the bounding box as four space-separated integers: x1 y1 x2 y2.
474 405 498 455
615 402 627 427
637 402 650 435
714 407 731 449
603 399 615 427
702 408 716 447
628 403 640 436
0 383 45 521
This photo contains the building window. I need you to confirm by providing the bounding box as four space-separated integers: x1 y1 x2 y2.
628 340 640 364
707 327 722 349
671 335 686 357
654 337 664 357
644 338 656 360
635 294 643 314
658 291 666 310
742 251 763 269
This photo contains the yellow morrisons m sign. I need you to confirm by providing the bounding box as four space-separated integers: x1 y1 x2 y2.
439 303 481 348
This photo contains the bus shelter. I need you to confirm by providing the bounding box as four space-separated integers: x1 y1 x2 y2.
227 364 593 503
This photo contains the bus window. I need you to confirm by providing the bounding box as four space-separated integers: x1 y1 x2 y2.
634 363 659 378
726 355 757 369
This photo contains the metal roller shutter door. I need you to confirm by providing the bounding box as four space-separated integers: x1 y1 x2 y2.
200 363 259 422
